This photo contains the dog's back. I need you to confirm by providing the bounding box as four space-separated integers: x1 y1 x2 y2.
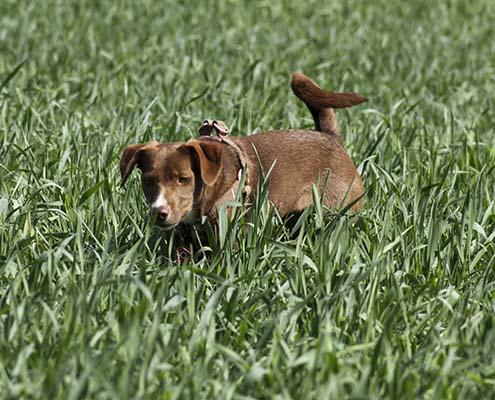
233 73 366 213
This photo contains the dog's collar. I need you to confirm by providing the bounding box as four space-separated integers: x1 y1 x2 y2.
197 135 252 201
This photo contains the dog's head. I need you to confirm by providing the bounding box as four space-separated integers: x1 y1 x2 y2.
120 140 224 226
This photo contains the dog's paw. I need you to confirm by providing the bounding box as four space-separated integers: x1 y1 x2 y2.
175 246 191 264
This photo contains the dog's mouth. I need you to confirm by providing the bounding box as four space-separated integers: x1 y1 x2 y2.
155 221 178 230
148 208 197 229
148 212 178 230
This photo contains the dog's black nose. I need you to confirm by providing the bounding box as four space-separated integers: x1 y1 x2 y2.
158 211 168 221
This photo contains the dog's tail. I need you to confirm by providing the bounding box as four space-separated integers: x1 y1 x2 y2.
291 72 367 139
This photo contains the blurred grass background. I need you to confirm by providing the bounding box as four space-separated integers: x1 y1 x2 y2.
1 0 494 398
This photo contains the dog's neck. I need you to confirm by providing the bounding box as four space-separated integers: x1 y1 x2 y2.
197 144 241 219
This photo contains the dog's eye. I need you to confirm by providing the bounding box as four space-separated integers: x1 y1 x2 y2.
177 176 191 185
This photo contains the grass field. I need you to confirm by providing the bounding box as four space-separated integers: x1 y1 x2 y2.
1 0 495 398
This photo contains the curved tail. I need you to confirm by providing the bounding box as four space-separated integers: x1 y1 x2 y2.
291 72 367 139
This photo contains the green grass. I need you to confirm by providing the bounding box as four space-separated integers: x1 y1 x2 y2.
1 0 495 398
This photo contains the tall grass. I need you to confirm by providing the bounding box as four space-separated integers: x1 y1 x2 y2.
1 0 494 398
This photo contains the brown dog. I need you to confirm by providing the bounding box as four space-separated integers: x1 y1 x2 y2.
120 72 366 234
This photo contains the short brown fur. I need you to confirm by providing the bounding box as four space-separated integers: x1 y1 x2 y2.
120 72 366 233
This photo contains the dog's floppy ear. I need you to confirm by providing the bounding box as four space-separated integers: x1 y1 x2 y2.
120 144 146 187
180 140 223 186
